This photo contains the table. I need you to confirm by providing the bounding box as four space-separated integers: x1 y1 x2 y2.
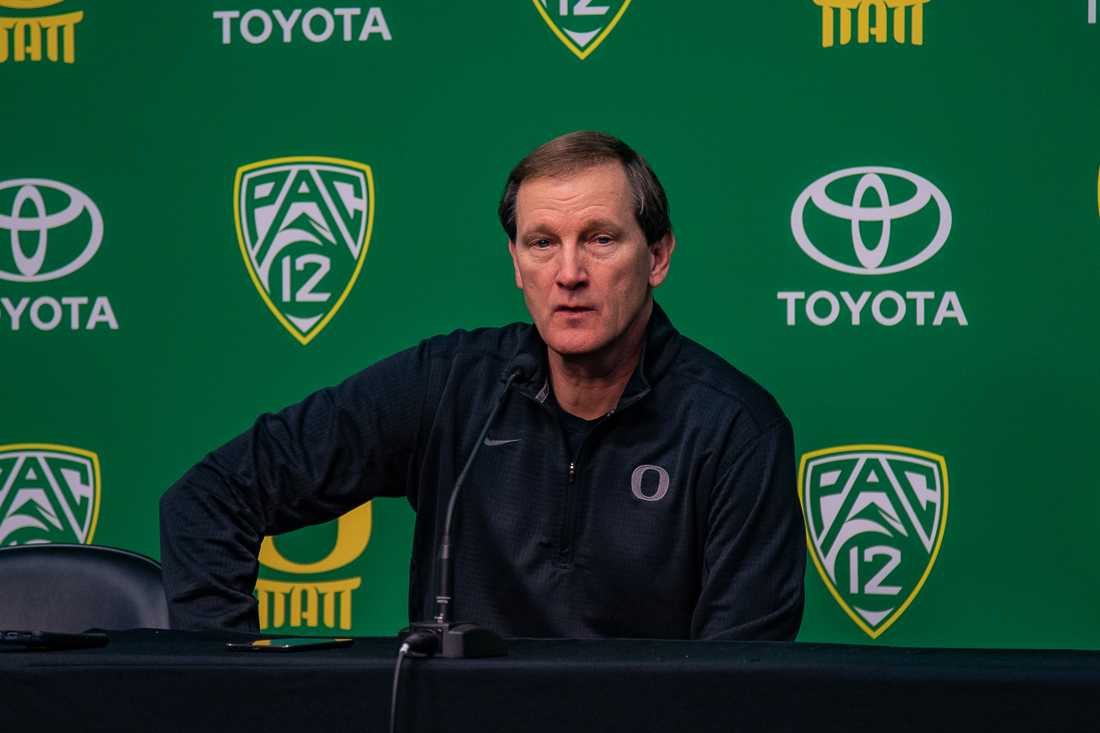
3 630 1098 732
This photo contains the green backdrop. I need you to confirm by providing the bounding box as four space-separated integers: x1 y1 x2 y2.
3 0 1099 648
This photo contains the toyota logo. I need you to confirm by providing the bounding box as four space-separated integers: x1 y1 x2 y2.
791 167 951 275
0 179 103 283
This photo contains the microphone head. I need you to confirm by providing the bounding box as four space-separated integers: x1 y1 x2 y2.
508 354 539 382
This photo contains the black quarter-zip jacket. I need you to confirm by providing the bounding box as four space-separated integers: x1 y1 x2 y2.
160 303 805 640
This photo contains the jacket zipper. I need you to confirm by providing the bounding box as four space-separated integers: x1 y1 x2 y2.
519 384 644 569
558 456 579 566
557 413 607 566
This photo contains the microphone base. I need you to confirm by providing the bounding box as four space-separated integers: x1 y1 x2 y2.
401 621 508 658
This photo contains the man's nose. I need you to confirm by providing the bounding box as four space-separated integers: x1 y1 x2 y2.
555 242 588 289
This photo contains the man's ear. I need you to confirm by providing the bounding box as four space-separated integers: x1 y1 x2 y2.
648 232 676 288
508 240 524 290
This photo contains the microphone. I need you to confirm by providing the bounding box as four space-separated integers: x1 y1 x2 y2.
402 355 537 658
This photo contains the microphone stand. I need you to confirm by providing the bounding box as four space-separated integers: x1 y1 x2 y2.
401 364 529 658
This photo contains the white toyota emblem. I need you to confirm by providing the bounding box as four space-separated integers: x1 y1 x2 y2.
790 166 951 275
0 179 103 283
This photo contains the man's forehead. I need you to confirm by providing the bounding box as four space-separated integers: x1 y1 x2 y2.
518 160 628 190
515 163 633 222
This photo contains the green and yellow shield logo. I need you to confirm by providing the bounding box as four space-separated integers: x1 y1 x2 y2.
234 156 375 346
800 445 948 638
532 0 633 60
0 444 101 546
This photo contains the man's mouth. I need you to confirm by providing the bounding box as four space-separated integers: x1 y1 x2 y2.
554 305 595 314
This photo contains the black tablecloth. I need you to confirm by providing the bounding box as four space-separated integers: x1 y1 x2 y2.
3 630 1098 732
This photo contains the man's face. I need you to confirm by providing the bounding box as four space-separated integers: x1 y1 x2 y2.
509 163 673 360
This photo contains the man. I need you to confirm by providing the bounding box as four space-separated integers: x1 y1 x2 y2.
160 131 805 639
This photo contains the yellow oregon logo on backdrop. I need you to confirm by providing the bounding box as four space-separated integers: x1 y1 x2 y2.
0 443 100 546
532 0 632 61
256 502 372 631
0 0 83 64
813 0 927 48
234 156 375 346
800 445 948 638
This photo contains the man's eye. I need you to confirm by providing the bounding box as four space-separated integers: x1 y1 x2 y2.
592 235 614 245
531 239 553 249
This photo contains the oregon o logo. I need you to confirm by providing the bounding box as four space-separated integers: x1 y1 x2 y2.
0 179 103 282
255 502 372 631
791 167 951 275
259 501 372 574
0 444 101 546
799 444 948 638
630 464 670 502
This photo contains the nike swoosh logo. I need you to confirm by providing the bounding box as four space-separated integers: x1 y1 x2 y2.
484 438 521 447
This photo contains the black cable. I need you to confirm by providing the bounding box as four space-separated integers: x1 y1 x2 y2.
389 631 437 733
388 642 410 733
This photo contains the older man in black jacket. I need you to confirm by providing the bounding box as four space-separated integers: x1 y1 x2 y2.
160 131 805 640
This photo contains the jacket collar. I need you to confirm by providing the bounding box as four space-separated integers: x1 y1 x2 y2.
508 300 682 409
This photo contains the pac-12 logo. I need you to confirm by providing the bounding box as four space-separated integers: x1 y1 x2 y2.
800 445 948 638
0 444 101 546
532 0 632 60
234 157 375 345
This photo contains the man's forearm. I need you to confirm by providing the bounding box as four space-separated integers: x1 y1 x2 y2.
159 462 265 631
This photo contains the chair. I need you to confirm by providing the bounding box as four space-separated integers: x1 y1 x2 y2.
0 544 170 632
